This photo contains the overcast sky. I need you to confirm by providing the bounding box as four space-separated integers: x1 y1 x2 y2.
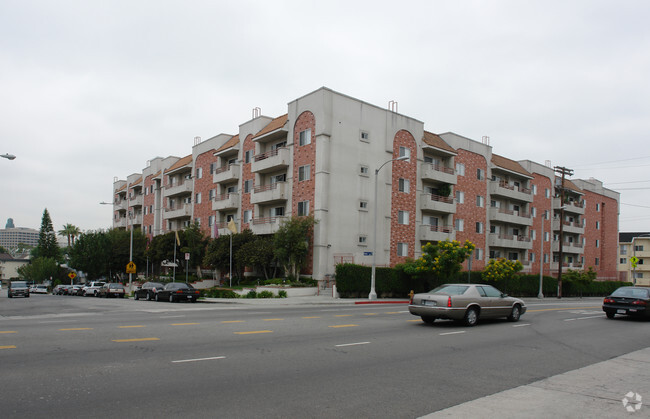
1 0 649 234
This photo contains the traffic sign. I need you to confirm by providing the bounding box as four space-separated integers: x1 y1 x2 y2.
126 261 136 274
68 272 77 280
630 256 639 268
364 251 373 256
185 253 190 260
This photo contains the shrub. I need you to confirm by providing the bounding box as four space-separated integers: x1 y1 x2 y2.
245 290 257 299
201 288 239 298
258 290 274 298
277 290 287 298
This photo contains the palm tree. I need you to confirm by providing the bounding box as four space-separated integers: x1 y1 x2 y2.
58 224 81 248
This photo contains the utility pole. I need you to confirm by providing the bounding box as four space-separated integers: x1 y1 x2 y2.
554 166 573 299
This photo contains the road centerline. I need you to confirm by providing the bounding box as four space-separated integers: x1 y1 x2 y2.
328 324 359 328
336 342 370 347
439 331 466 336
172 356 226 363
234 330 273 335
112 338 160 342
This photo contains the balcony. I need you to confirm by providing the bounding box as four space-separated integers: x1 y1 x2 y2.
114 217 127 228
488 233 533 250
164 204 192 220
132 214 143 225
554 199 585 215
212 193 240 211
551 241 584 253
165 180 193 198
551 219 584 235
213 164 240 184
129 194 144 207
550 262 584 271
488 181 533 203
489 207 533 226
251 182 287 205
115 199 128 211
251 216 287 235
420 163 457 185
251 147 290 174
418 224 455 242
420 194 456 214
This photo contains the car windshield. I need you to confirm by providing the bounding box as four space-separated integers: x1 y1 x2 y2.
611 288 650 299
11 282 28 287
429 285 469 295
109 284 123 289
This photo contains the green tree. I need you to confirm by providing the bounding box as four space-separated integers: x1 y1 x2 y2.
563 267 597 295
58 223 81 248
0 245 7 254
273 215 317 280
203 229 256 283
236 236 277 280
403 240 475 280
482 258 523 282
181 222 209 277
33 208 60 260
17 257 61 283
69 230 111 280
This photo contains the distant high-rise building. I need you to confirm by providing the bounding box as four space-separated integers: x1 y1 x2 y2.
6 218 15 228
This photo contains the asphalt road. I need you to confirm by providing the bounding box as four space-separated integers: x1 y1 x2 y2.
1 294 648 418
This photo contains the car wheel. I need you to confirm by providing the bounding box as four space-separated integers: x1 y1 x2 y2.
119 294 124 298
191 298 197 303
146 293 151 301
421 316 436 325
606 311 616 319
463 307 479 327
507 305 521 322
133 292 139 300
169 295 174 303
8 294 12 298
155 293 160 302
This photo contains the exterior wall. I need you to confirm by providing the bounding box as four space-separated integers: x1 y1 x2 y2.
240 134 255 231
529 172 554 276
390 130 417 264
143 173 155 237
193 147 217 237
454 148 489 271
582 190 619 279
292 111 316 274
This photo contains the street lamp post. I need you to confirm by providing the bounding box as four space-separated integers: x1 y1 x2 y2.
1 153 16 160
538 213 545 299
370 155 409 300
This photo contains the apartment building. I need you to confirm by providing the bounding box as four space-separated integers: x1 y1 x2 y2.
618 233 650 285
112 87 619 281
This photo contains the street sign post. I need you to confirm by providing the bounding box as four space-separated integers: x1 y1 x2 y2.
68 272 76 284
126 261 136 274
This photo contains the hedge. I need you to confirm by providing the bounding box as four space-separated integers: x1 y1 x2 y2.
334 263 631 298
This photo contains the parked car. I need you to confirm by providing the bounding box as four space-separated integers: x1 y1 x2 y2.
133 282 165 301
30 284 49 294
53 285 65 295
603 286 650 319
408 283 526 326
8 281 30 298
70 285 84 295
97 283 126 298
155 282 200 302
82 281 106 296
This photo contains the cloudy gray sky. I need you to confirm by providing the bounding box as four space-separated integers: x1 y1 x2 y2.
1 0 649 233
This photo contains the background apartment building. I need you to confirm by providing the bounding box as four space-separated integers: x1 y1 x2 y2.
112 87 619 281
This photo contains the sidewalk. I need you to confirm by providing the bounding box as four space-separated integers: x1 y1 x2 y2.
422 347 650 418
201 295 410 305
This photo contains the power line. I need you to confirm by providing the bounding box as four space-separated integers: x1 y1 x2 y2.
606 179 650 185
572 155 650 168
621 202 650 209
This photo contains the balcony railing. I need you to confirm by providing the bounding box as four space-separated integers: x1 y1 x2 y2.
425 224 454 233
254 148 282 162
498 180 531 195
426 163 454 175
428 194 454 204
497 233 531 242
495 208 531 218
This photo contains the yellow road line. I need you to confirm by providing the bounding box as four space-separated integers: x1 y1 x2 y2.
171 323 200 326
302 316 321 319
221 320 245 323
59 328 93 331
118 325 145 328
0 345 17 349
112 338 160 342
328 324 359 328
0 331 17 334
528 306 601 312
263 318 284 321
407 319 421 322
335 314 353 317
234 330 273 335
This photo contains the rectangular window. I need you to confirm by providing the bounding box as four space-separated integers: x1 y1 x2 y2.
620 258 627 264
544 232 550 242
195 193 202 204
596 221 600 230
545 188 550 198
456 163 465 176
399 146 410 159
358 235 367 245
243 210 252 224
595 257 600 266
477 169 484 180
210 162 217 174
360 131 369 142
196 167 203 179
245 150 252 164
299 165 311 181
271 207 285 217
297 201 310 216
299 129 311 146
596 239 600 248
244 180 253 193
456 191 464 204
194 218 201 226
476 195 484 207
531 207 536 217
529 253 535 262
475 222 483 234
475 248 483 260
532 185 537 195
209 189 216 201
621 245 628 255
208 215 214 227
531 230 536 240
455 219 464 232
398 210 409 225
397 243 408 257
359 165 369 175
635 245 644 252
359 201 368 209
596 203 600 212
398 178 410 193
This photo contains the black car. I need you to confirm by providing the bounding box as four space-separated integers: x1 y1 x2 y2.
133 282 165 301
8 281 30 298
156 282 200 303
603 286 650 319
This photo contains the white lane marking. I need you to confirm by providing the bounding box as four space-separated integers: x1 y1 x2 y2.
172 356 226 363
159 315 186 319
513 323 531 327
335 342 371 347
564 315 605 321
439 331 466 336
38 320 79 324
398 310 409 313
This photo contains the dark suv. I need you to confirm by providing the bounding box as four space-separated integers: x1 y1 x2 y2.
8 281 30 298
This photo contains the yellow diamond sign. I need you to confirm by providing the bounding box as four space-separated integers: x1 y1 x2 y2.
630 256 639 268
126 261 136 274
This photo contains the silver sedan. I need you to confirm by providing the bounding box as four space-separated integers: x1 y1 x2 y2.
408 283 527 326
